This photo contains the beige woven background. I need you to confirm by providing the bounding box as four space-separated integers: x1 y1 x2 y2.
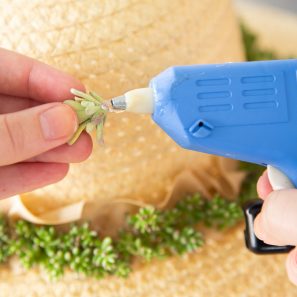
1 0 296 296
0 0 244 213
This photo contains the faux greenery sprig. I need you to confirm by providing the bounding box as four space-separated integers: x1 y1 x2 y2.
0 216 10 263
0 194 242 279
64 89 108 145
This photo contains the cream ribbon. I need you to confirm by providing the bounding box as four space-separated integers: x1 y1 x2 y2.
0 195 85 225
0 158 246 227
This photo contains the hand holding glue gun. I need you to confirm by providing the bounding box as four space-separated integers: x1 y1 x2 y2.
2 49 297 285
107 59 297 286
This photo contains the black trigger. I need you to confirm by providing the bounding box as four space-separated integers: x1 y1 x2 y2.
242 199 294 254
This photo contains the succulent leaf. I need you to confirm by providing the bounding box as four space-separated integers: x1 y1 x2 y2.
65 89 108 145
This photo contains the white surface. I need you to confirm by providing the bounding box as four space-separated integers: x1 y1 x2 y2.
236 0 297 13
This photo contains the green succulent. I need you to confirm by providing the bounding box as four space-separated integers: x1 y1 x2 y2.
64 89 107 145
0 193 243 279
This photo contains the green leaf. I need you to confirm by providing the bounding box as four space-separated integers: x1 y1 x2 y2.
128 206 159 234
89 91 104 103
68 121 88 145
70 89 99 104
96 122 104 144
65 89 108 145
86 122 96 133
64 100 84 111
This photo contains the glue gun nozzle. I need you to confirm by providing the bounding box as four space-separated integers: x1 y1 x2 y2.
106 88 154 114
111 95 127 111
101 95 127 113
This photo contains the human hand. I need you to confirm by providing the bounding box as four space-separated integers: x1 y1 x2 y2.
255 171 297 285
0 48 92 199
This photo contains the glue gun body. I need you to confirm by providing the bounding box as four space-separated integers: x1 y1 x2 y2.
150 60 297 187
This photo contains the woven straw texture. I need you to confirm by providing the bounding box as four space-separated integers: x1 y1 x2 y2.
1 0 244 213
1 0 295 296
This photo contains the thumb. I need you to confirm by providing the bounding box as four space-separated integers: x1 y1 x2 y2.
254 189 297 246
286 248 297 286
0 103 77 166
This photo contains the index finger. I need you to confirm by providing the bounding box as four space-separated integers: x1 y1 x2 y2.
0 48 84 102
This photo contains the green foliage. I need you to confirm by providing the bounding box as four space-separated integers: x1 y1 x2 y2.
202 196 243 229
0 215 11 263
237 162 263 205
0 193 242 279
128 206 159 234
241 24 278 61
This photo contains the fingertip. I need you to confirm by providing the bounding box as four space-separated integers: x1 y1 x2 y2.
0 48 85 102
53 72 85 101
286 249 297 286
59 132 93 163
0 163 70 199
29 162 70 185
257 170 273 199
66 132 93 162
30 61 85 102
25 132 93 163
256 190 297 246
254 214 266 241
51 162 70 180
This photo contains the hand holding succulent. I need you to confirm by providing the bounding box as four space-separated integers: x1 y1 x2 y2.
0 48 92 200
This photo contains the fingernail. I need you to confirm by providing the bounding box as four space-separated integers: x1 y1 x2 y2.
40 104 78 140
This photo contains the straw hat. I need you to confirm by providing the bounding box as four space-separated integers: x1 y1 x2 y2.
1 0 295 296
0 0 245 226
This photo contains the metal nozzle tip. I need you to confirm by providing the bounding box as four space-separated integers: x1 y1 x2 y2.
111 95 127 111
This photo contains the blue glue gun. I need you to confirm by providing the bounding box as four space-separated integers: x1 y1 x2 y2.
110 59 297 253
